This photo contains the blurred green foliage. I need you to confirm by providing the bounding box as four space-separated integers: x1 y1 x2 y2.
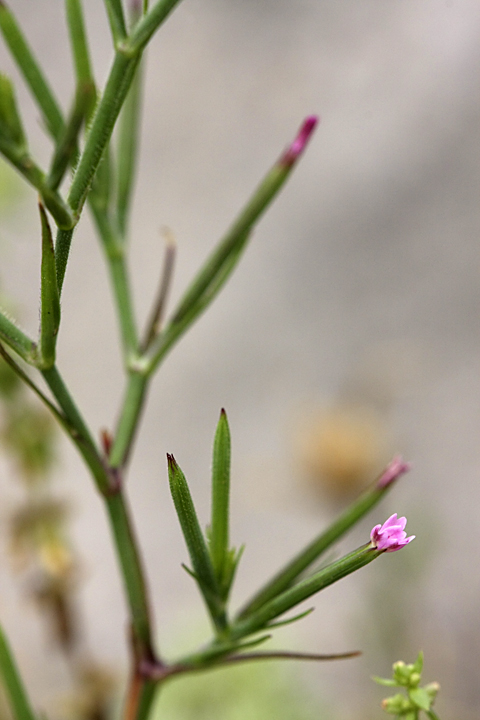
156 662 323 720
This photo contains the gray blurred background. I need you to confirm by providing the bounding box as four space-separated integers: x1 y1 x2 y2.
1 0 479 718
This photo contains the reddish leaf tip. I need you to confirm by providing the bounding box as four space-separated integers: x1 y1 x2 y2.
377 455 411 489
166 453 177 469
280 115 320 168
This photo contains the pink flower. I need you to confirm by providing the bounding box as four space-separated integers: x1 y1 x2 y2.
370 513 415 552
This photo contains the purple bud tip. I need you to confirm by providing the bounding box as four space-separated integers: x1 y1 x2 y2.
377 455 411 489
280 115 319 168
370 513 415 553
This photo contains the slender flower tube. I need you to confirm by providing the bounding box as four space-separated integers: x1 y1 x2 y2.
377 455 411 489
370 514 415 552
279 115 319 167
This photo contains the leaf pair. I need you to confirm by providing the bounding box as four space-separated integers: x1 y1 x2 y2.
167 410 240 635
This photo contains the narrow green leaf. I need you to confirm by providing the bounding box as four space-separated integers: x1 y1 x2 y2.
38 204 61 368
167 454 217 593
176 633 271 670
0 74 26 148
146 230 249 373
409 688 432 712
231 545 380 641
221 544 244 600
412 650 424 675
147 118 318 375
209 409 231 589
0 625 37 720
265 607 314 629
0 131 74 229
372 676 398 687
0 313 36 364
116 56 143 238
167 454 225 630
103 0 128 44
65 0 96 95
0 3 64 140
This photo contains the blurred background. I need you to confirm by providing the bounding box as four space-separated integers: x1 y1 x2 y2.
0 0 479 718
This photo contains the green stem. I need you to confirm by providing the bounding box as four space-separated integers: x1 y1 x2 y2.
103 0 127 44
110 370 149 469
65 0 95 90
0 626 37 720
68 52 139 214
41 366 110 494
55 51 140 289
90 205 138 356
136 681 158 720
116 55 143 238
41 366 155 663
105 491 154 656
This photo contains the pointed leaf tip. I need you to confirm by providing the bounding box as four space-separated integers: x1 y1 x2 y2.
167 453 177 469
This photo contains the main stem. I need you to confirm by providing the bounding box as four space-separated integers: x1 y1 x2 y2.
42 366 155 661
106 490 155 658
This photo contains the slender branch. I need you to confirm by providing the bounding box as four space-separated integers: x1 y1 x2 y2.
0 311 36 363
109 370 149 469
55 51 140 290
41 365 111 495
104 0 128 44
90 205 139 356
134 681 158 720
116 45 144 238
0 344 64 422
211 649 361 666
35 365 157 670
105 488 155 658
141 230 176 350
66 0 95 90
